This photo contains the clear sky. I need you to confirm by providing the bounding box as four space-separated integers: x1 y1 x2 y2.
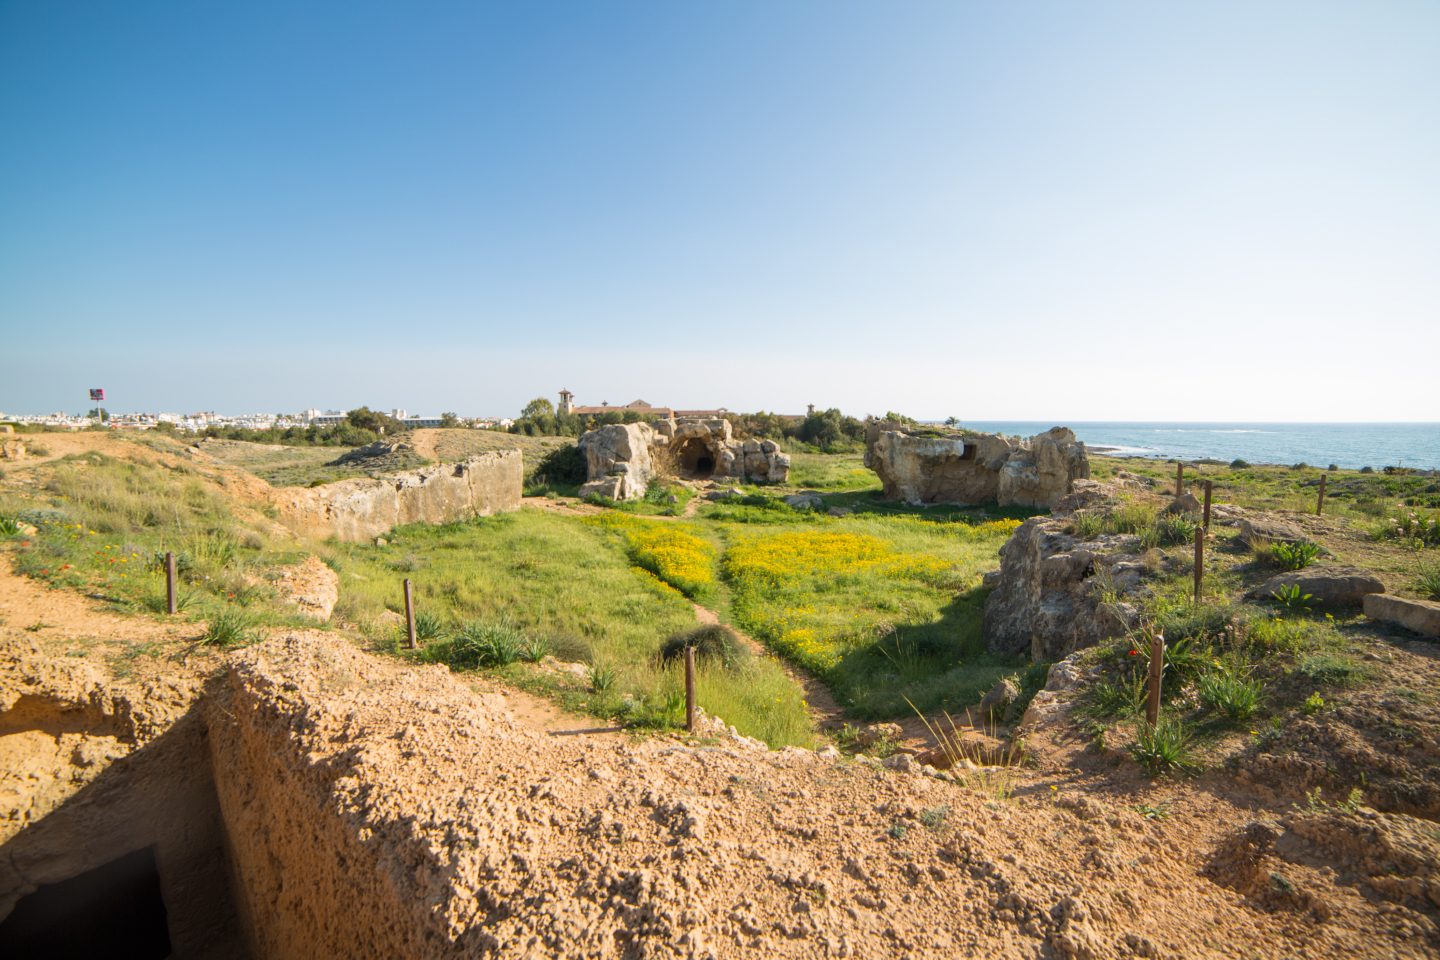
2 2 1436 422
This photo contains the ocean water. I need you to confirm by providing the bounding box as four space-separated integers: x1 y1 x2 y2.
954 422 1440 472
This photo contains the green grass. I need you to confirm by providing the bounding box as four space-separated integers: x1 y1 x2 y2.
327 508 814 747
782 453 878 491
717 514 1028 719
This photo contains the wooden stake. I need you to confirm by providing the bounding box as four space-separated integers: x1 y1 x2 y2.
1193 526 1204 601
403 578 417 650
1202 480 1213 530
1175 462 1184 499
165 551 177 615
684 646 697 733
1146 631 1163 727
1316 474 1327 516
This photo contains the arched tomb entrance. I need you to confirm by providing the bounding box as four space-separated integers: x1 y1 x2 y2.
675 437 717 479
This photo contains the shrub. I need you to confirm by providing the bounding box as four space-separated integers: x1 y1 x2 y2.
412 610 447 642
1360 466 1374 474
1230 459 1250 469
203 609 257 647
1270 584 1319 610
588 661 617 695
1072 512 1104 539
1197 671 1264 721
1327 464 1338 472
1156 514 1198 546
1303 692 1325 715
1127 718 1200 777
451 617 526 667
1416 567 1440 602
532 444 588 486
1270 540 1320 571
520 633 550 663
657 623 745 669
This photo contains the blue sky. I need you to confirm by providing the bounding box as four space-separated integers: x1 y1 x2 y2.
1 2 1436 421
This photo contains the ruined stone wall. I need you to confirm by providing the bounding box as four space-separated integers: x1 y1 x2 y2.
269 450 521 542
864 425 1088 508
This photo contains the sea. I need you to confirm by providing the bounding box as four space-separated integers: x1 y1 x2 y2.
951 422 1440 472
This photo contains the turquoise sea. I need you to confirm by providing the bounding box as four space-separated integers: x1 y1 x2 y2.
954 422 1440 472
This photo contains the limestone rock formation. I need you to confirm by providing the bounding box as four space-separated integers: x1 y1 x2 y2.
270 450 521 541
1364 594 1440 638
1245 565 1385 607
0 438 25 460
577 419 789 500
864 424 1088 508
577 422 656 500
664 418 789 485
981 516 1139 661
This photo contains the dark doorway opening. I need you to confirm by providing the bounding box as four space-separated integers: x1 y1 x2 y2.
0 846 171 960
675 438 717 479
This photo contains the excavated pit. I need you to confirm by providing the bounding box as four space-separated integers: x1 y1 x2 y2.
0 633 250 959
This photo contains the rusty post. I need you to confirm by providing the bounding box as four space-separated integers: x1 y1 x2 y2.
1146 631 1163 728
165 551 177 615
684 646 697 733
1202 480 1213 530
1193 526 1204 601
1175 462 1184 499
403 578 417 650
1316 474 1327 516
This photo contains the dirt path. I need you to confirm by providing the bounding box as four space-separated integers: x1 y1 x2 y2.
688 600 849 734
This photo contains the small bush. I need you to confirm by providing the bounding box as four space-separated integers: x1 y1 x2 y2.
1270 584 1319 610
1360 466 1374 474
1303 692 1325 715
1415 568 1440 602
1156 514 1199 546
520 633 550 663
412 610 447 642
1327 464 1338 472
531 443 588 486
589 661 617 695
1127 718 1200 777
451 617 526 667
1197 671 1264 722
657 623 745 669
1270 540 1320 571
203 609 257 647
1230 459 1250 469
0 516 22 536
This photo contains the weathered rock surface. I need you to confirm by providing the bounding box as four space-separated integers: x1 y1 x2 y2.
1364 594 1440 638
1238 517 1307 545
865 424 1088 508
982 517 1139 661
271 451 521 541
0 438 26 460
667 418 789 484
577 422 655 501
1246 565 1386 607
268 554 340 620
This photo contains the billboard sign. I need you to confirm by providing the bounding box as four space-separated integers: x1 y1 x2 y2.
89 389 105 401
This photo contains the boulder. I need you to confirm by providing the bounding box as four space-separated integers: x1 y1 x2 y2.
827 506 853 517
855 722 902 748
577 423 655 501
1166 493 1203 514
1245 565 1385 607
864 424 1087 508
977 678 1019 719
1364 594 1440 638
983 517 1141 661
0 439 25 461
784 492 824 510
1238 518 1307 545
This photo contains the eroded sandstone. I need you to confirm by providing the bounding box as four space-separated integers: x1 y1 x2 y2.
864 424 1088 508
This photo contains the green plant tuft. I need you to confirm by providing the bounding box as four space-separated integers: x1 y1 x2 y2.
203 608 258 647
1269 584 1319 610
1270 540 1320 571
1197 670 1264 722
1126 717 1200 777
657 623 746 669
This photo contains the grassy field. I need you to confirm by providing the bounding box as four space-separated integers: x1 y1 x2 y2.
321 509 815 748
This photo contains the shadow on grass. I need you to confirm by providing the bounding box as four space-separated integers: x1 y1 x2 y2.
825 585 1031 720
823 491 1048 525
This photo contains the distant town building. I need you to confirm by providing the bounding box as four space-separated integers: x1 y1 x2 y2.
556 390 728 420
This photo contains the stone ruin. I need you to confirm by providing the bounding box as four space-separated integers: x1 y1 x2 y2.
577 419 789 500
268 450 522 541
864 423 1089 509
